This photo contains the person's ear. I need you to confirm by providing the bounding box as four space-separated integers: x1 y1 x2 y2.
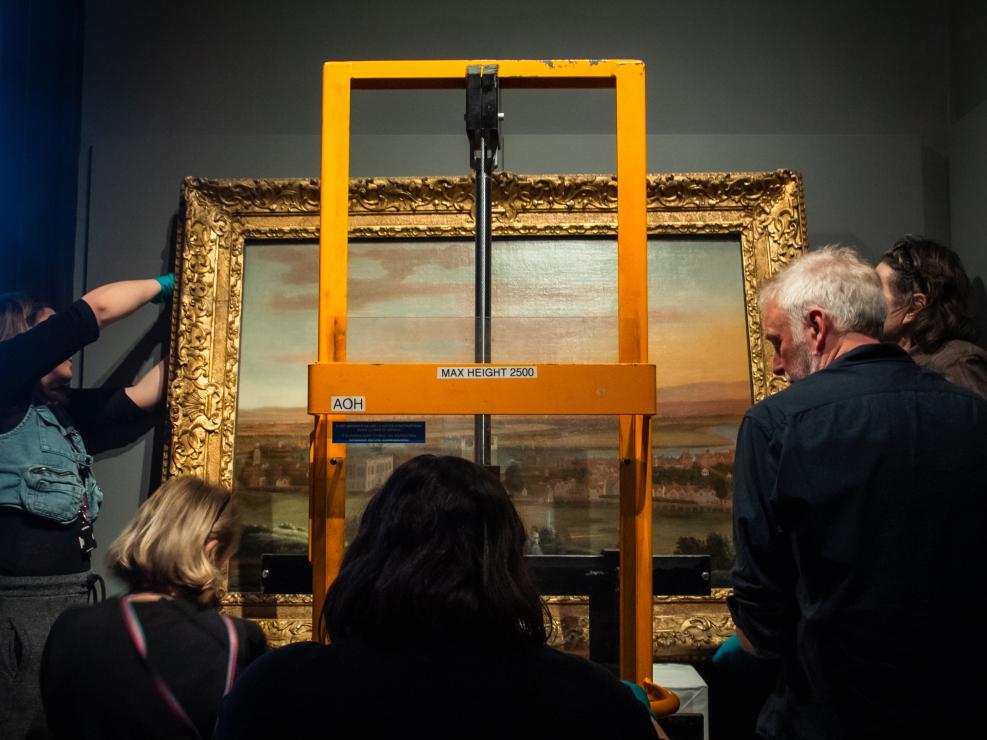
205 538 220 562
805 308 828 352
904 292 927 324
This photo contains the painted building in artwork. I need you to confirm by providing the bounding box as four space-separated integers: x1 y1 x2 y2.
347 455 395 493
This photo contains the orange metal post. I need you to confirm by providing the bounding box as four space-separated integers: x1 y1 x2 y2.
614 61 652 684
308 416 328 629
314 63 353 631
320 62 352 365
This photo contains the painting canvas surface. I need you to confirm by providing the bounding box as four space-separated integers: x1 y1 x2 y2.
231 237 750 590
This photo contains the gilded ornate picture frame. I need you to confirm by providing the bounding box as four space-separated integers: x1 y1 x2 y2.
167 171 807 657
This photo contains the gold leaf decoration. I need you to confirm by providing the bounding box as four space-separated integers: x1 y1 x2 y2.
176 171 808 660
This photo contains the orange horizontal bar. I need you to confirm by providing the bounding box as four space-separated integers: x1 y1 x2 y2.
308 363 655 416
327 59 641 88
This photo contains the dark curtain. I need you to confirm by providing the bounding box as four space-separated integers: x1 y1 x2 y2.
0 0 85 308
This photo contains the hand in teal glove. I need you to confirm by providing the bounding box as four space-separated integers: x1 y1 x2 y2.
151 273 175 304
713 633 746 664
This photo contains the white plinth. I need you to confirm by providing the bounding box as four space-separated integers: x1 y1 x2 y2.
652 663 708 740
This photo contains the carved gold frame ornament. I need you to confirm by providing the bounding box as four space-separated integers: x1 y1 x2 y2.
170 170 807 660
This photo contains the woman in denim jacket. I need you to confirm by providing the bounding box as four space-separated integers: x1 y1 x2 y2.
0 275 171 739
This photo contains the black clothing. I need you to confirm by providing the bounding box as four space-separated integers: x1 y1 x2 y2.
41 596 268 740
0 507 92 576
214 638 657 740
1 298 158 739
0 572 93 739
0 299 151 576
0 300 99 429
729 344 987 739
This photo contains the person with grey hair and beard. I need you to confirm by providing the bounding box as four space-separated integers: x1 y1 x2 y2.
728 246 987 740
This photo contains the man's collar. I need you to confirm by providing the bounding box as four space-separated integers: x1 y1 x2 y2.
826 342 910 370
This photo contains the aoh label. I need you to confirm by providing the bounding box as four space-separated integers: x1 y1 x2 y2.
331 396 366 412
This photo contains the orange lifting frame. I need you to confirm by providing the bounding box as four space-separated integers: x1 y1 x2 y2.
314 59 653 683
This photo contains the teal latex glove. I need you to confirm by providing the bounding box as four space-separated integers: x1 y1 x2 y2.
151 273 175 303
712 633 745 665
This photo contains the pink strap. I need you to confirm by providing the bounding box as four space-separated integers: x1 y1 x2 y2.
219 613 239 695
120 596 240 738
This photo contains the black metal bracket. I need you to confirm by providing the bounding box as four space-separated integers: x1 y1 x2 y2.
260 550 711 673
528 550 711 671
465 64 501 173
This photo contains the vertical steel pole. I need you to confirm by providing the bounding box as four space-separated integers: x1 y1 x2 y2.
474 134 492 467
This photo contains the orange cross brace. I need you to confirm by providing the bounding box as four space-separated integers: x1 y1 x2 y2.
308 363 655 416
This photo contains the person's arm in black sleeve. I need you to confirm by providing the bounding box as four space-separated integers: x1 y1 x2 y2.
65 356 166 453
0 300 99 408
0 277 170 410
65 386 157 454
727 412 797 660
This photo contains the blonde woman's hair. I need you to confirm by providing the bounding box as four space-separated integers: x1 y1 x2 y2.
107 476 240 606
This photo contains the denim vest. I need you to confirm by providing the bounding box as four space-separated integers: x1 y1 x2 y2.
0 403 104 523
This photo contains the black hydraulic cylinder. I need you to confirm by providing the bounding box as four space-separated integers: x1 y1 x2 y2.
465 65 500 469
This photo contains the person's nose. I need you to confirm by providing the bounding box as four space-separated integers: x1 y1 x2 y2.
772 353 785 376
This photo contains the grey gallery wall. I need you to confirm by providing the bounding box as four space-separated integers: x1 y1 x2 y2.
71 0 987 585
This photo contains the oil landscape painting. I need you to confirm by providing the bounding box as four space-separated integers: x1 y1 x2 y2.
230 237 751 590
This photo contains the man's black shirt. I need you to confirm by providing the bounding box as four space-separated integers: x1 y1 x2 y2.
729 344 987 739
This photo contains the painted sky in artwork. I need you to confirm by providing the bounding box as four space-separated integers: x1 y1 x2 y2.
648 241 751 390
236 238 751 409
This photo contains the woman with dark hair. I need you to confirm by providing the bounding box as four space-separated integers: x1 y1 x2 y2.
41 476 267 740
877 236 987 397
0 277 171 738
215 454 660 739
